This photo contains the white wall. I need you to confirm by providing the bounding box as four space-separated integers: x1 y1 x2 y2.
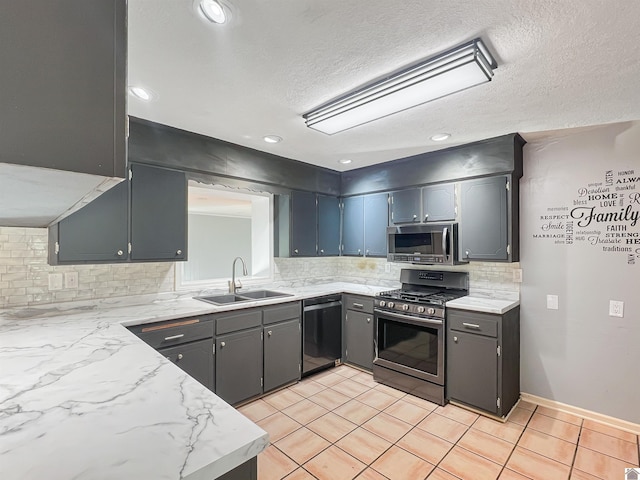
520 121 640 423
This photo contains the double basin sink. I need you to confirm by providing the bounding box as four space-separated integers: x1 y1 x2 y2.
194 290 292 306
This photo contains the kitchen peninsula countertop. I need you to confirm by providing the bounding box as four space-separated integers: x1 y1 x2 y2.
446 295 520 314
0 282 391 480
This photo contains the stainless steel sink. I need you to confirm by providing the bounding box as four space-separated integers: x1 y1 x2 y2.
240 290 292 300
194 294 250 305
194 290 292 306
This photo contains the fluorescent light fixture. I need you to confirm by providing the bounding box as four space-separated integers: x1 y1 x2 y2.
303 38 496 135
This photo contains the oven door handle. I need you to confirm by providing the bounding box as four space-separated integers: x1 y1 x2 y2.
374 309 443 326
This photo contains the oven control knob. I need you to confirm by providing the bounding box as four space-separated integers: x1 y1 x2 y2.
379 300 386 307
428 308 436 315
401 304 410 311
387 302 395 308
417 306 425 313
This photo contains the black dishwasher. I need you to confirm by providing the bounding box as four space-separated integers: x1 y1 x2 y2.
302 295 342 376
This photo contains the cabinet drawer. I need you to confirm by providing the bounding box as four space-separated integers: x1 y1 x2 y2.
448 310 498 337
344 295 374 313
263 302 301 325
134 317 214 349
216 309 262 335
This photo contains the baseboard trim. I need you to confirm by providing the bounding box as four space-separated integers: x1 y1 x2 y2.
520 392 640 435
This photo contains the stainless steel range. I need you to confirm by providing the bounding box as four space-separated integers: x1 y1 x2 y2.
373 269 469 405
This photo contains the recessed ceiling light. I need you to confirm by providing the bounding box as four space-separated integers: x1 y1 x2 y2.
430 133 451 142
263 135 283 144
338 159 352 165
128 86 153 101
199 0 227 24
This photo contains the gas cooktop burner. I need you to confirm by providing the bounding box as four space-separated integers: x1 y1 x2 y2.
377 288 467 306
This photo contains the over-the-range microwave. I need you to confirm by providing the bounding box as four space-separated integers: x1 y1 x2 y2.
387 222 465 266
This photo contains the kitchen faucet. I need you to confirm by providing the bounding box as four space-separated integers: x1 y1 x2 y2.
229 256 248 294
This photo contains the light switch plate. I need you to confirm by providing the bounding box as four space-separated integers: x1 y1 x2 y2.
609 300 624 318
546 294 559 310
48 273 63 291
64 271 79 289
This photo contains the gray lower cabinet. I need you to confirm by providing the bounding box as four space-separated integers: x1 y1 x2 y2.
264 319 301 392
459 175 513 261
343 295 375 370
160 339 214 391
446 307 520 417
216 328 263 406
219 457 257 480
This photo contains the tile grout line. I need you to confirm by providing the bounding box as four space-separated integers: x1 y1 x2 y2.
493 404 537 480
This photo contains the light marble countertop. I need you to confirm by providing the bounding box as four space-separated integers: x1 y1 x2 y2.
446 296 520 314
0 282 389 480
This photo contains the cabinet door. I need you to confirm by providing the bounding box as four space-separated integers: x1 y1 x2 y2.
363 193 388 257
345 311 374 370
422 184 456 222
160 339 214 392
317 195 340 256
447 331 498 413
264 319 301 392
130 163 187 261
54 180 128 263
216 328 263 405
290 191 317 256
459 176 508 261
342 196 364 256
0 1 126 177
390 189 421 224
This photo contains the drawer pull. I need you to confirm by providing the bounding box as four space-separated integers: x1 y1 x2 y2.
141 319 200 333
177 353 183 360
164 334 185 341
352 303 364 309
366 317 371 323
267 330 272 337
462 323 481 329
220 342 226 348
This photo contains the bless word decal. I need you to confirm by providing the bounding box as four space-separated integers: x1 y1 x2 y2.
534 168 640 266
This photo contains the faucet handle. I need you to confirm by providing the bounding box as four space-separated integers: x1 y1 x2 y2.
235 279 242 291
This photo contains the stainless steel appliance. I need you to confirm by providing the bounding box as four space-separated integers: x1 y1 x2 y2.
302 295 343 376
373 269 468 405
387 222 463 266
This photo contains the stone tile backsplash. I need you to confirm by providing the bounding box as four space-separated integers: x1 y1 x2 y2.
1 226 520 308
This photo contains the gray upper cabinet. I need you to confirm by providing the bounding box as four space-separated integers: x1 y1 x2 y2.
290 191 318 256
422 184 456 222
390 188 421 224
459 176 509 261
1 1 126 178
130 163 187 261
363 193 389 257
341 196 365 256
49 180 128 264
48 163 187 265
317 195 340 256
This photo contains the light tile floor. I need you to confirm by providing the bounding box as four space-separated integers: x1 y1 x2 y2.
238 365 640 480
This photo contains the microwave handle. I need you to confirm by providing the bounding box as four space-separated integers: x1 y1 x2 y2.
442 226 448 258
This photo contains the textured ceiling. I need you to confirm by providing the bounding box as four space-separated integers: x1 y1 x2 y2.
128 1 640 172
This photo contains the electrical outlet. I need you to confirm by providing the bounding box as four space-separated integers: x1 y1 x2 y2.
513 269 523 283
609 300 624 318
64 271 79 289
385 263 391 273
48 273 63 291
546 294 559 310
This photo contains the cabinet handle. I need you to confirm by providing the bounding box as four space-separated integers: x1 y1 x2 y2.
164 334 184 341
413 214 417 220
320 249 324 254
176 249 182 255
366 317 371 323
453 336 458 343
352 303 364 309
366 250 370 255
465 250 470 257
177 353 183 360
267 330 272 337
117 250 124 256
462 323 481 329
424 214 429 221
294 249 299 254
357 249 361 255
166 356 171 360
220 341 226 348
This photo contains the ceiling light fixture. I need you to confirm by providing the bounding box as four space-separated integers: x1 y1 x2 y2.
430 133 451 141
199 0 227 24
128 86 153 101
303 38 496 135
263 135 282 144
338 159 352 165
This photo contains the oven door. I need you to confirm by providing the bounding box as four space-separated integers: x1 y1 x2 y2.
374 309 444 385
